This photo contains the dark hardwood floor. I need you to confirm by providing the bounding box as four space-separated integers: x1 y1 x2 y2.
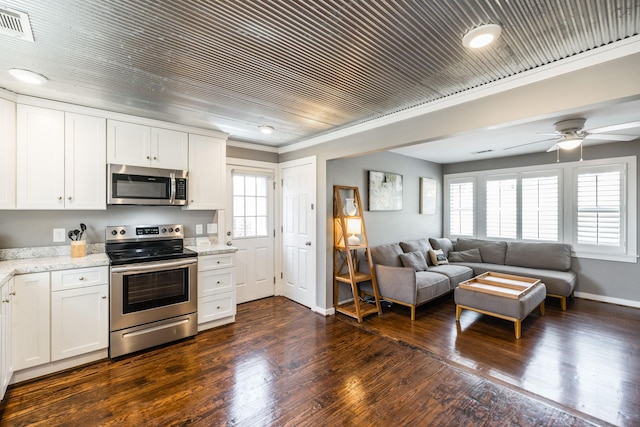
0 295 637 426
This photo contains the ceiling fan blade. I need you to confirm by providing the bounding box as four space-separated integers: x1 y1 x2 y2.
584 133 638 142
503 137 556 150
586 121 640 134
546 143 560 152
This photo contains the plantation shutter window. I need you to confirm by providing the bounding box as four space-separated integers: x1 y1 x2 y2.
449 181 474 236
576 165 625 251
522 174 559 241
486 178 517 239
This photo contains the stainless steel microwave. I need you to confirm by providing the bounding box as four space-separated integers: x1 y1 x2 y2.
107 164 188 206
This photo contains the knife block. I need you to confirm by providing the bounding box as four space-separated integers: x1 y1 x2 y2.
70 240 86 258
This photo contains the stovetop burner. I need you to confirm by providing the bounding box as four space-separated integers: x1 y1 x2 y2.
105 224 197 266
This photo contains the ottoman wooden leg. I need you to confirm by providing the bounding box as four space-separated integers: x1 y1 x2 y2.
514 320 521 339
455 305 462 321
540 301 545 316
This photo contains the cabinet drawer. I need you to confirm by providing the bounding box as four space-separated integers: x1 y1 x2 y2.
199 270 234 297
198 292 236 324
198 254 234 271
51 266 108 291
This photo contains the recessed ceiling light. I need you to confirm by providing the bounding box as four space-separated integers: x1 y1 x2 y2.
259 125 274 135
462 24 502 49
8 68 48 84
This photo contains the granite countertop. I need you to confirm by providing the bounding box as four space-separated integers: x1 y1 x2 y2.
186 244 238 256
0 245 237 287
0 253 110 287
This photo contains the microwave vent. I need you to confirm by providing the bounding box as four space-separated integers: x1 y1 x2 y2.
0 7 34 42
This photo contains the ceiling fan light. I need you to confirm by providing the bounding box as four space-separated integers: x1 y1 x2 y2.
462 24 502 49
8 68 48 84
558 137 583 150
259 125 274 135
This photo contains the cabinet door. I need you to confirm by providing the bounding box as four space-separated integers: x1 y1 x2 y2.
1 278 14 400
51 284 108 361
106 120 151 167
185 134 227 210
0 98 16 209
13 273 50 370
151 128 188 170
16 105 65 209
65 113 106 209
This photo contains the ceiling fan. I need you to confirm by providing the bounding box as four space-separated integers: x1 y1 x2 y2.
504 118 640 152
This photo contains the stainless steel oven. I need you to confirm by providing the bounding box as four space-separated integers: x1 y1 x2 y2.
106 224 198 358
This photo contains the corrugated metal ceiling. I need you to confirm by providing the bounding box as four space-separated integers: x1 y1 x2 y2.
0 0 638 146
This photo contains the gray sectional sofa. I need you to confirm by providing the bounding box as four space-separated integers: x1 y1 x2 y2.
360 237 577 320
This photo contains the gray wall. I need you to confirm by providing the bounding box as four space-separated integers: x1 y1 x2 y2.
443 141 640 304
329 151 442 247
0 207 216 249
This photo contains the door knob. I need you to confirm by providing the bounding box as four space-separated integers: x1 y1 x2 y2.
305 241 312 246
226 231 232 236
227 241 232 246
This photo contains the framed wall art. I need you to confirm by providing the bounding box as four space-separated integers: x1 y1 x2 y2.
420 177 437 214
368 170 403 211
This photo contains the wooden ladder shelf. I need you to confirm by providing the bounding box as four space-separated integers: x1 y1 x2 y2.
333 185 382 322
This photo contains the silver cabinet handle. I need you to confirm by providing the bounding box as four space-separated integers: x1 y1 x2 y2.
305 241 312 246
101 295 107 299
226 241 232 246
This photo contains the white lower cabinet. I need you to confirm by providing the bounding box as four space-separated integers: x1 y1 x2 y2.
12 266 109 382
1 278 15 400
197 253 236 331
12 272 50 371
51 283 108 361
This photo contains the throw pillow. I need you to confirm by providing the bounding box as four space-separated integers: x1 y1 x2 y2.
428 249 449 265
447 248 483 263
399 251 429 271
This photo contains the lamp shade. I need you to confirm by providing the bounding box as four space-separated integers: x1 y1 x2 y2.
346 218 361 245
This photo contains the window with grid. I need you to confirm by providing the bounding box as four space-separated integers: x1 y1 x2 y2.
232 173 269 238
448 180 474 236
576 165 624 250
485 177 517 239
522 173 559 241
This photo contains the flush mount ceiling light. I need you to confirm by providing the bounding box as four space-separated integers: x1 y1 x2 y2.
259 125 274 134
462 24 502 49
8 68 48 84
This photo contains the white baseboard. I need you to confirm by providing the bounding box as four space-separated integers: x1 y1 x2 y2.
575 292 640 309
315 306 335 316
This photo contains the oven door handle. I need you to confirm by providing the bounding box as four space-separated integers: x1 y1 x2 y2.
111 258 197 273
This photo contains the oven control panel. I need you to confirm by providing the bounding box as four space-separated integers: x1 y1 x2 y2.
106 224 184 241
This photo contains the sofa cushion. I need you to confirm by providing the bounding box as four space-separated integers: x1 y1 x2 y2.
415 271 451 305
399 251 429 271
429 237 454 257
400 238 433 265
447 248 483 263
428 249 449 265
505 241 572 271
428 264 474 289
455 238 508 265
371 243 404 267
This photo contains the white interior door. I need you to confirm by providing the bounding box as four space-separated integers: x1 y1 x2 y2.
226 163 276 304
280 157 316 309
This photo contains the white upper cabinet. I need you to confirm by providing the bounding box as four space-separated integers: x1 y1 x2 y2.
16 105 65 209
65 113 107 209
107 120 188 170
16 105 106 210
0 98 16 209
184 134 226 210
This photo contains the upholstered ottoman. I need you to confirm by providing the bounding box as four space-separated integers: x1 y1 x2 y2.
454 275 546 339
